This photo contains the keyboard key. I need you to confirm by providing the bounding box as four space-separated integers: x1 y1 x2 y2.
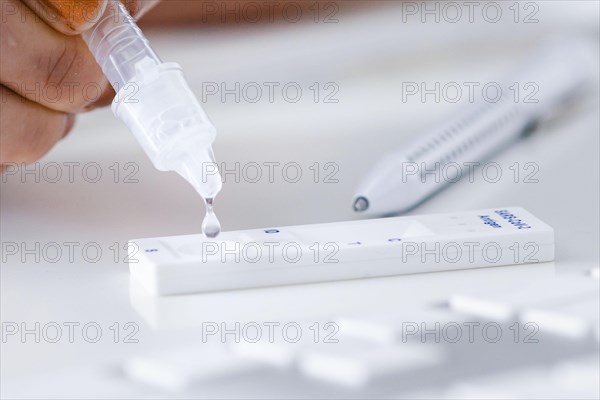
231 340 303 368
298 342 444 388
445 357 600 399
449 275 599 321
123 344 264 391
521 297 600 339
336 308 469 344
551 356 600 397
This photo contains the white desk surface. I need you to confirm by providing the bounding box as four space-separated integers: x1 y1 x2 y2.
1 2 599 397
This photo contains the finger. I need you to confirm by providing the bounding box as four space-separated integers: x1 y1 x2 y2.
84 79 115 110
0 0 108 113
0 85 74 165
18 0 107 35
19 0 158 36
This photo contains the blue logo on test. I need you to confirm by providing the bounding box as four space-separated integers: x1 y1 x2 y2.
264 229 280 234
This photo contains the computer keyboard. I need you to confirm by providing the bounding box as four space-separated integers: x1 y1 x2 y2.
114 267 599 398
2 267 598 399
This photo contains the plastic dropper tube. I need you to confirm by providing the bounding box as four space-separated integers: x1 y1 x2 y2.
82 0 222 203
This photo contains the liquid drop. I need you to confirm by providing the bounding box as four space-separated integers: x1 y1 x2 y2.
202 198 221 238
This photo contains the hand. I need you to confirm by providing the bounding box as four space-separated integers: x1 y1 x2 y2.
0 0 159 170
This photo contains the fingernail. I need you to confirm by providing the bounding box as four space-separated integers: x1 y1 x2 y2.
40 0 106 32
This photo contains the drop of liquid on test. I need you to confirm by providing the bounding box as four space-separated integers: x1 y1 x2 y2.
202 198 221 238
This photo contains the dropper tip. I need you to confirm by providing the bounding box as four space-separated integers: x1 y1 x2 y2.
353 197 369 212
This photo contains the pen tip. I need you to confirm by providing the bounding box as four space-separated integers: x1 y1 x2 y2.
353 197 369 212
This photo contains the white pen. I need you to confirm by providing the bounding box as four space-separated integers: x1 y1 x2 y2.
353 38 595 217
82 0 222 236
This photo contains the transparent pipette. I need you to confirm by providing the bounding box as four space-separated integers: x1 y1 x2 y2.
82 0 222 235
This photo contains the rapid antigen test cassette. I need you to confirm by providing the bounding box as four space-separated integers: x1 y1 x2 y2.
129 207 554 295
